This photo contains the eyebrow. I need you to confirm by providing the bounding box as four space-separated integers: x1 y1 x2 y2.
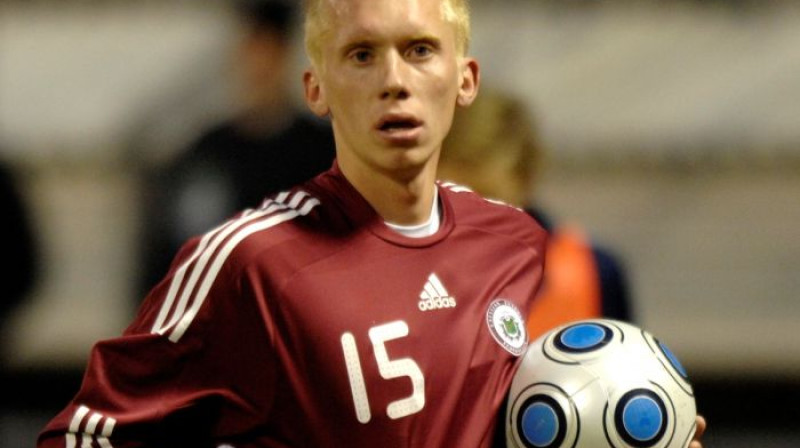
341 39 376 55
409 34 442 50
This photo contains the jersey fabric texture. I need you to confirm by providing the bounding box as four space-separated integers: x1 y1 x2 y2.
38 163 547 448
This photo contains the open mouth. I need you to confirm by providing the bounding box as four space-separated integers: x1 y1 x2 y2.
377 116 422 132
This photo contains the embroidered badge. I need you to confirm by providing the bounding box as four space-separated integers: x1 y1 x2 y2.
486 299 527 356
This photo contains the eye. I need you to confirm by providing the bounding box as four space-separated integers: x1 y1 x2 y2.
407 43 434 60
349 48 373 64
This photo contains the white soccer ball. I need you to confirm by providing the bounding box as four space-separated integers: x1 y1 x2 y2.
505 319 697 448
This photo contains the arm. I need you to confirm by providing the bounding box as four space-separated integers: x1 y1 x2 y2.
37 334 220 447
38 237 275 447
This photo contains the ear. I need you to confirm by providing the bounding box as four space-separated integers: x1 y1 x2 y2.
456 57 480 108
303 67 330 117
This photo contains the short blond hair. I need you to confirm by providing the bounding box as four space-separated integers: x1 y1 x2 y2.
303 0 471 69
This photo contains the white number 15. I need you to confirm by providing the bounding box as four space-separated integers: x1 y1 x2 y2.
340 320 425 424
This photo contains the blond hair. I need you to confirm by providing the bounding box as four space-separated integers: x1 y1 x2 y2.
303 0 471 69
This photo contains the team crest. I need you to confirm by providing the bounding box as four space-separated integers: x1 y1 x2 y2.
486 299 527 356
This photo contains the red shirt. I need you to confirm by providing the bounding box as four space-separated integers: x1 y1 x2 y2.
38 164 546 448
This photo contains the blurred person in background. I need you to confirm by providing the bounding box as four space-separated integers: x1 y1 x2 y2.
138 0 335 296
438 87 633 340
0 154 39 366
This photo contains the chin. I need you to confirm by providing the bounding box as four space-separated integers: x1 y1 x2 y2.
385 147 438 176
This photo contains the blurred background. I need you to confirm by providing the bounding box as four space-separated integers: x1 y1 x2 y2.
1 0 798 446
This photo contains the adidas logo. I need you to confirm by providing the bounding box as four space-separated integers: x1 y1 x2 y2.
418 273 457 311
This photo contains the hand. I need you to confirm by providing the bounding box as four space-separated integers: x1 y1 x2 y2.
688 415 706 448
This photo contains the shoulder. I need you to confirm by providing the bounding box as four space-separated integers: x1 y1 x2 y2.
159 188 324 300
146 186 334 340
199 174 356 263
439 181 547 251
221 188 325 248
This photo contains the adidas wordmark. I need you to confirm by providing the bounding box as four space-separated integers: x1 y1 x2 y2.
418 273 457 311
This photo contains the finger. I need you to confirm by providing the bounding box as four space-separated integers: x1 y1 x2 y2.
693 415 707 440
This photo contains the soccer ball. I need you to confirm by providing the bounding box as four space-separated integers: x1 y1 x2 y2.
505 319 697 448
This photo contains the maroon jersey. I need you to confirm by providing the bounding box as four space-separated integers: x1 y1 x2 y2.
38 164 546 448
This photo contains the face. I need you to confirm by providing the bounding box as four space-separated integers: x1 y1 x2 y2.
303 0 479 181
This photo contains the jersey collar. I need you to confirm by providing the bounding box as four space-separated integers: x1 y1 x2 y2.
323 161 455 247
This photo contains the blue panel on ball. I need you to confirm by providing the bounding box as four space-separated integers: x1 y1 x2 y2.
658 340 688 378
521 402 559 447
559 323 608 351
622 395 664 442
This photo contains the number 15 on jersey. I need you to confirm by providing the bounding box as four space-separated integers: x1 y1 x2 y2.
341 320 426 423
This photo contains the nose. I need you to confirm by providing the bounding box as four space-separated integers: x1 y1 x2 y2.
380 51 410 101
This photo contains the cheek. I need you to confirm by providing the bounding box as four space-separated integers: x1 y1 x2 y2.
432 89 457 131
430 65 459 94
323 77 357 118
328 67 374 102
428 67 462 116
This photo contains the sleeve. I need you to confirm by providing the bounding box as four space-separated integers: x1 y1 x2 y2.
37 236 277 448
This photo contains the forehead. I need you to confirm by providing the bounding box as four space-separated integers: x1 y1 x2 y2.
324 0 449 43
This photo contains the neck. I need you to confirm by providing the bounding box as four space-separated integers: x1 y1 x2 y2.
339 154 439 226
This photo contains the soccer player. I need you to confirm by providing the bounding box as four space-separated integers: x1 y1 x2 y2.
39 0 544 446
37 0 705 446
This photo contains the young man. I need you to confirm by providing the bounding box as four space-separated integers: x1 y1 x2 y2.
39 0 544 446
38 0 705 446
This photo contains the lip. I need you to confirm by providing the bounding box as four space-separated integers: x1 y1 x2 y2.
375 113 424 145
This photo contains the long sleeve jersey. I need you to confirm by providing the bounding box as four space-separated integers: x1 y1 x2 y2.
38 163 546 448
